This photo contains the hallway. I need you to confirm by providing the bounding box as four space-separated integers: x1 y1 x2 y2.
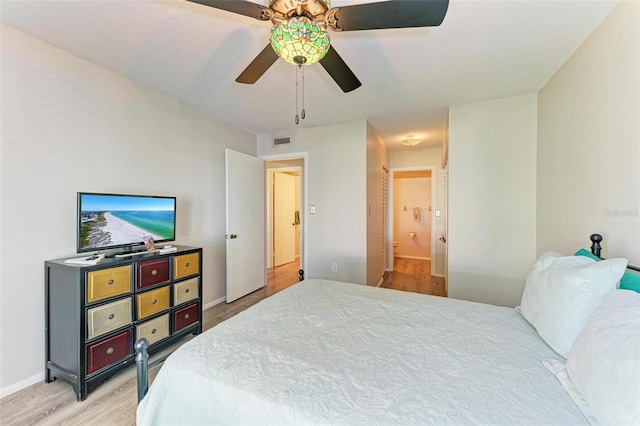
379 257 446 297
267 258 446 298
266 259 301 293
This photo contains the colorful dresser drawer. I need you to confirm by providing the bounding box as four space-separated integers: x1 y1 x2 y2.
137 258 170 290
86 265 132 303
173 253 199 280
173 303 199 332
136 314 169 347
86 329 131 375
136 286 170 320
87 297 132 340
173 277 199 306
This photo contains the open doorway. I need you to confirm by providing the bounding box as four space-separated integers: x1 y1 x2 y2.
265 156 305 290
381 166 445 296
387 167 437 271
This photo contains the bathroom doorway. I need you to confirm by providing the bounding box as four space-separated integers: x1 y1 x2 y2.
386 167 436 273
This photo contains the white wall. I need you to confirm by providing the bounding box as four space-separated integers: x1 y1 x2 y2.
448 94 537 307
389 148 446 276
257 121 368 284
537 0 640 264
0 26 256 395
366 122 390 286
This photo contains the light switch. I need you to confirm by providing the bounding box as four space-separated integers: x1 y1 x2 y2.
310 205 316 214
435 210 441 217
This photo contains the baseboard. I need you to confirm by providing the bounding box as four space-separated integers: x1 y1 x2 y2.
203 296 226 310
0 372 43 400
394 255 431 261
1 296 228 400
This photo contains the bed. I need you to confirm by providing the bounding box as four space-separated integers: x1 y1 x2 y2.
136 235 640 425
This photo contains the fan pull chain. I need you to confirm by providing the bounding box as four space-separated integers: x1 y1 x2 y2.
301 66 306 120
295 66 299 125
294 65 307 125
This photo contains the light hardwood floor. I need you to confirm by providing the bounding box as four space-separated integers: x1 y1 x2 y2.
0 260 301 426
0 258 442 425
379 257 447 297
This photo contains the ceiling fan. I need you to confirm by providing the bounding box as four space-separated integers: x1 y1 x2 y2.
188 0 450 93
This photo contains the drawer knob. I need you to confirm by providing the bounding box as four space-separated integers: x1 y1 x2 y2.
108 313 115 320
152 299 157 305
106 347 114 355
184 313 190 319
151 270 158 276
185 262 190 267
151 328 157 334
185 288 190 293
108 279 114 285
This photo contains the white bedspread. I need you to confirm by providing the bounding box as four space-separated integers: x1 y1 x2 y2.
137 279 589 425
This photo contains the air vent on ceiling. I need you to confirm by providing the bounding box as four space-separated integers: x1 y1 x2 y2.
273 137 291 147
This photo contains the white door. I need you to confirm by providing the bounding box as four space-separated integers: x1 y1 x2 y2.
225 149 265 303
273 172 296 266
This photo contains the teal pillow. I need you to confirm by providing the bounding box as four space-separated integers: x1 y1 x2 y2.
621 270 640 292
575 249 640 293
574 248 600 261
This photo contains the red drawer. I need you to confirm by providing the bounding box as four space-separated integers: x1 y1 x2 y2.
87 329 131 375
137 258 169 290
173 303 199 332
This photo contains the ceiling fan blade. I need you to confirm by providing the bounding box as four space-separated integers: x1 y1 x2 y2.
187 0 271 21
319 46 362 93
327 0 449 31
236 45 279 84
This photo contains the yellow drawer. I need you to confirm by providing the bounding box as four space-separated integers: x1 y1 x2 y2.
174 277 199 306
87 298 132 340
87 266 132 303
173 253 199 280
136 314 169 346
136 286 170 320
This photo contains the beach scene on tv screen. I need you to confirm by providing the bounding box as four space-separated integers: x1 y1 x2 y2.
80 194 175 250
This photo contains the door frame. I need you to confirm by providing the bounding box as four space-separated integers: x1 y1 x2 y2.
387 166 437 273
268 167 302 268
261 152 308 274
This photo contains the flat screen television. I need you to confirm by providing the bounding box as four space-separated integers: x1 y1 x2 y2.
77 192 176 254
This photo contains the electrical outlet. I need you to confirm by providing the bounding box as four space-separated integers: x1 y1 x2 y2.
331 262 338 272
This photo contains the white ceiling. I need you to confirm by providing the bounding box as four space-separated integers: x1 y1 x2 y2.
1 0 617 151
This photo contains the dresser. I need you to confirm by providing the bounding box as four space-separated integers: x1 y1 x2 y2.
44 246 202 401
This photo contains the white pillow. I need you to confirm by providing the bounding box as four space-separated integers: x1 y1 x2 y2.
566 290 640 425
519 252 627 358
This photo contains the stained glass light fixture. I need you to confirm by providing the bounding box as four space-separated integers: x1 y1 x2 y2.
269 16 331 66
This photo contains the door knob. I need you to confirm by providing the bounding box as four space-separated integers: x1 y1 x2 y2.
225 234 238 239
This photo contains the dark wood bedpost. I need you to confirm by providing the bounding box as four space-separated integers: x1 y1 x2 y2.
590 234 603 258
135 338 149 403
299 269 304 281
